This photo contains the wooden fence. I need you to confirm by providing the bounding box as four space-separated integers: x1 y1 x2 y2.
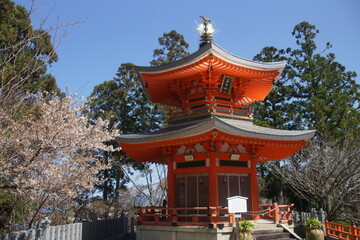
0 215 134 240
325 221 359 240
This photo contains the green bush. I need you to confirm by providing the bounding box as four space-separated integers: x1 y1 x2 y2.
304 217 323 230
239 220 255 233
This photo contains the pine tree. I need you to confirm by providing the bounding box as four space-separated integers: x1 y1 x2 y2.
87 30 190 201
0 0 62 105
253 22 359 138
87 63 161 200
150 30 190 66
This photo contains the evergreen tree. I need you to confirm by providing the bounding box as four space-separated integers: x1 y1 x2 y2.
253 22 360 217
87 30 190 201
252 47 296 129
0 0 61 104
87 63 162 200
150 30 190 66
253 22 359 138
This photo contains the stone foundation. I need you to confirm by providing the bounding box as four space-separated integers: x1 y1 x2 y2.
136 225 234 240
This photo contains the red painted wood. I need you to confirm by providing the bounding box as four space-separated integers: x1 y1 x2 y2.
250 155 260 220
167 157 174 209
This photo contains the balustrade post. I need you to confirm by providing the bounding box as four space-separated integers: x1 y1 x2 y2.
325 221 330 236
230 213 235 226
208 207 216 225
172 208 177 225
337 224 341 238
352 224 359 240
273 203 279 224
287 205 293 223
154 210 159 224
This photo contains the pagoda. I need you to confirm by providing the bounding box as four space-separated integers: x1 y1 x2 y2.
116 19 315 239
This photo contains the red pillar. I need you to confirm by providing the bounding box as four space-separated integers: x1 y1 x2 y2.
250 155 260 220
167 157 174 208
209 152 219 207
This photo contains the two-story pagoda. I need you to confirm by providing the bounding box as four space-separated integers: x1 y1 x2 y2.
115 20 315 239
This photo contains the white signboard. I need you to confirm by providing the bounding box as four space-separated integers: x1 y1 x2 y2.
227 196 248 213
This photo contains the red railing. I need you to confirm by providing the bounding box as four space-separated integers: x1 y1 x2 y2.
136 204 294 227
259 203 294 224
169 105 253 121
326 221 360 240
136 207 234 228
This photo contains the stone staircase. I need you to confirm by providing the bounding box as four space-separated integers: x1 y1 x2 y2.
252 220 300 240
253 227 293 240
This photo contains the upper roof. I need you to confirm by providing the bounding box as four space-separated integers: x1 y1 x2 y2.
135 42 287 107
136 42 286 76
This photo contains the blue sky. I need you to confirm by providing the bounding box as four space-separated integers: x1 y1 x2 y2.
15 0 360 98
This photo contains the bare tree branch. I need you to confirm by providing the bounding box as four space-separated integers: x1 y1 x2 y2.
271 135 360 224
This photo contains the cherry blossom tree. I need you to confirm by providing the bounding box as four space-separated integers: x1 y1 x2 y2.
0 95 117 231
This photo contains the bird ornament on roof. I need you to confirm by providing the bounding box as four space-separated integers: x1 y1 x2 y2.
200 16 211 23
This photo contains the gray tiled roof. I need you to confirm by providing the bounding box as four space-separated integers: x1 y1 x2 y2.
135 42 287 73
115 116 315 144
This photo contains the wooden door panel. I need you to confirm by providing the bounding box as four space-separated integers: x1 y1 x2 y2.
240 175 252 212
175 174 209 208
198 175 209 207
229 175 240 197
187 176 197 207
175 176 186 207
218 175 229 207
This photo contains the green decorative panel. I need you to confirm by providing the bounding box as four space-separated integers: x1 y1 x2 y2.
177 160 206 169
219 160 248 167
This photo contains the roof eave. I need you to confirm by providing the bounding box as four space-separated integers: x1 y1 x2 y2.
115 117 315 145
135 42 287 75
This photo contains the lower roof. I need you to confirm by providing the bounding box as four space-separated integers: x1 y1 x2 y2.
116 116 315 144
116 117 315 163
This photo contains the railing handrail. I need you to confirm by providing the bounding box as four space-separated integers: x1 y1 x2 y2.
258 203 294 224
325 221 360 240
136 206 233 228
136 204 294 227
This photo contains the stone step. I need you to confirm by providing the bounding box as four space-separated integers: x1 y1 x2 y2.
254 227 285 234
253 233 292 240
253 227 293 240
254 223 279 229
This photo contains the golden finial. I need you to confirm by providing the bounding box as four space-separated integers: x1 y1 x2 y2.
200 16 211 23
